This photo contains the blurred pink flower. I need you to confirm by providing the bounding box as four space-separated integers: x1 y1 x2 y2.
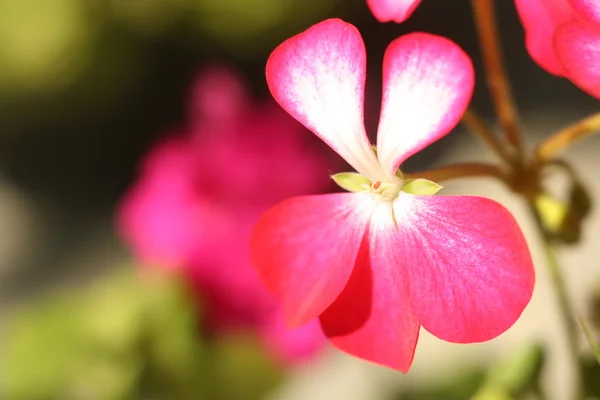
117 66 333 364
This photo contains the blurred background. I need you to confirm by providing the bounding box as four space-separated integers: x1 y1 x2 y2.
1 0 600 399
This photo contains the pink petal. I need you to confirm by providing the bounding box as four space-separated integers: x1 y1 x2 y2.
376 33 474 177
394 194 534 343
569 0 600 25
366 0 422 23
514 0 576 76
320 204 420 372
555 21 600 99
250 193 376 327
266 18 385 181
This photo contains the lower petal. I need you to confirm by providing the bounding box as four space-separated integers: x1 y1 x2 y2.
394 194 534 343
250 193 375 328
320 204 420 372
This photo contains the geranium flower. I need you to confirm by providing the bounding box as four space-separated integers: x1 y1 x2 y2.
251 19 535 371
118 67 332 364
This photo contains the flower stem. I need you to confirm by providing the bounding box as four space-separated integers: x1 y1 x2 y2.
528 202 583 400
404 162 505 183
536 112 600 162
462 109 514 163
471 0 523 157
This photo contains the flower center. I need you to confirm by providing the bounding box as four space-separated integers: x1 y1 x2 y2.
369 179 403 202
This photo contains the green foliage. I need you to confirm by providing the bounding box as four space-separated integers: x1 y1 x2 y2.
0 268 282 400
390 344 545 400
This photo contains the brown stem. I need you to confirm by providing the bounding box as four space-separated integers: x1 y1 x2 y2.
471 0 523 156
404 162 506 183
462 109 514 163
536 113 600 162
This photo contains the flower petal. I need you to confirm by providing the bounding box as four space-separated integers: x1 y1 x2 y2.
320 204 420 372
514 0 576 76
394 194 534 343
366 0 422 23
376 33 474 177
555 21 600 99
250 193 376 327
569 0 600 25
266 18 385 181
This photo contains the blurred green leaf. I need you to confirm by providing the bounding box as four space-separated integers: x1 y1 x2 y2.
396 368 485 400
0 0 97 93
482 343 544 395
212 334 284 400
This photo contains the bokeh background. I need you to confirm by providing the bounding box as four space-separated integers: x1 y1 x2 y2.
1 0 600 399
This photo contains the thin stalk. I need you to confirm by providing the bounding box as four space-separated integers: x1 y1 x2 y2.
579 317 600 366
536 112 600 162
404 162 505 183
471 0 523 156
462 109 514 163
528 203 583 400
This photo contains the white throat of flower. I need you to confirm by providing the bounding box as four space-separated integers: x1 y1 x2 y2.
369 177 403 202
331 171 442 199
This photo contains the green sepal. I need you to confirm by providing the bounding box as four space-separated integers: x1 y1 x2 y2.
402 178 442 196
331 172 370 193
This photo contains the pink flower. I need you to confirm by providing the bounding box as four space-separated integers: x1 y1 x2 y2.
250 19 535 372
514 0 600 98
117 67 332 364
367 0 600 99
366 0 422 23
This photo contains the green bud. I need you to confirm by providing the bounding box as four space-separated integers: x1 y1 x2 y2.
331 172 371 193
402 178 442 196
535 194 568 232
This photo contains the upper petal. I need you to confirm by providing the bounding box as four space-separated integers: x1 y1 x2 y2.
514 0 576 76
320 203 420 372
569 0 600 25
394 194 534 343
250 193 376 327
366 0 422 23
266 18 385 181
555 21 600 99
376 33 474 177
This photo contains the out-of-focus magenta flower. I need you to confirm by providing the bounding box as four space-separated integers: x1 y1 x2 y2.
366 0 422 23
251 19 535 372
117 66 332 364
